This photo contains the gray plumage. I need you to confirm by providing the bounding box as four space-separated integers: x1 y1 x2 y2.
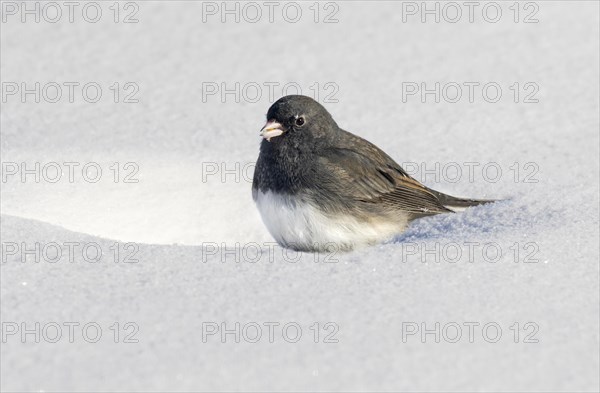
252 95 494 251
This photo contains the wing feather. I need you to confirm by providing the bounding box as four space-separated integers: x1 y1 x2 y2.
315 146 452 215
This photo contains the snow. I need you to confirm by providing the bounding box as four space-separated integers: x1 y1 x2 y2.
1 1 599 391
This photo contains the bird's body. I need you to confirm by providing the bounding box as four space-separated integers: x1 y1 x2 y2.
252 95 494 252
254 189 410 252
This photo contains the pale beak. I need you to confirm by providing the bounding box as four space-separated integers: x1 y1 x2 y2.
260 120 284 142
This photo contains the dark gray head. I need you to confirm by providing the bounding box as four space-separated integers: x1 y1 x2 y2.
259 95 339 144
253 95 341 194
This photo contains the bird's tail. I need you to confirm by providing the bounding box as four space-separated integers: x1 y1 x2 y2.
429 190 498 212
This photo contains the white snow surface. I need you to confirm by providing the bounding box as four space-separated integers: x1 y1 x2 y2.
1 2 599 392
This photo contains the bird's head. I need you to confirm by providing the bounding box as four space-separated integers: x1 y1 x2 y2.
259 95 338 143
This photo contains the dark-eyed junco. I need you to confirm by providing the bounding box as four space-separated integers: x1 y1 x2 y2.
252 95 495 252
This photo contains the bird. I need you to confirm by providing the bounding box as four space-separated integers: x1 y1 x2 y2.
252 95 495 252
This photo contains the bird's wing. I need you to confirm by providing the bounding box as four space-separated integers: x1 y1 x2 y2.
315 146 452 215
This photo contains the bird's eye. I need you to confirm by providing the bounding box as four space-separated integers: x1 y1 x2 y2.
295 117 305 126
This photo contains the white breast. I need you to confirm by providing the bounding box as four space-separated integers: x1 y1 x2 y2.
254 190 407 251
